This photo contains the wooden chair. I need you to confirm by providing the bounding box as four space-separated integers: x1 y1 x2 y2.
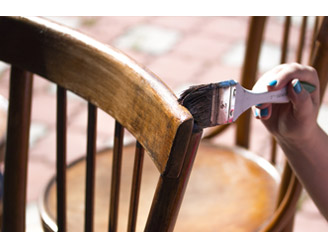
36 17 328 232
0 16 203 232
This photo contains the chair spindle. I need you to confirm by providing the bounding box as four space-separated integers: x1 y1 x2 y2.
2 66 33 232
109 121 124 231
57 86 67 232
296 16 308 63
84 103 98 232
309 17 320 64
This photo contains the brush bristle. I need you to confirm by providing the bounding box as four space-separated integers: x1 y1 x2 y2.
178 83 218 128
178 80 237 128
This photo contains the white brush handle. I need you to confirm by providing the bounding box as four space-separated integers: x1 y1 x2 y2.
246 87 289 106
233 85 289 122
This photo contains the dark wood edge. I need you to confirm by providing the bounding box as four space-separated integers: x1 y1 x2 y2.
163 118 193 178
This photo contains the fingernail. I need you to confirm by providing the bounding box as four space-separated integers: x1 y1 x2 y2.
256 104 262 107
293 80 302 94
254 109 259 117
268 80 278 86
260 108 269 117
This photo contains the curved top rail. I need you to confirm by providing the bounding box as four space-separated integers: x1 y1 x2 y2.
0 16 193 177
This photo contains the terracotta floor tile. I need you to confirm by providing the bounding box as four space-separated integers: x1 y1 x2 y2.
199 17 249 41
148 53 205 89
173 33 232 62
151 16 205 33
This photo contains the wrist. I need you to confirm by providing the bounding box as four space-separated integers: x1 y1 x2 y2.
275 123 321 150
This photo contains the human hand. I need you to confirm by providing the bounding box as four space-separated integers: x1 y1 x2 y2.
252 63 320 143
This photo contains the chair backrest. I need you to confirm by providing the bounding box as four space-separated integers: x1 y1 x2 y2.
204 16 328 232
0 16 202 232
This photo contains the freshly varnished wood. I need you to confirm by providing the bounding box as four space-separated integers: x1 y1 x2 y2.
57 86 67 232
2 67 33 232
85 103 97 232
41 142 279 232
0 16 192 177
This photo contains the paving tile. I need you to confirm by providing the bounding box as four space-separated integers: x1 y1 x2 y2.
69 105 116 137
222 40 283 74
30 126 111 165
150 16 205 33
30 130 82 164
33 75 53 93
263 17 315 63
29 122 48 148
194 64 242 85
173 33 232 62
199 17 249 41
79 17 132 44
114 24 181 56
31 90 84 128
148 53 205 89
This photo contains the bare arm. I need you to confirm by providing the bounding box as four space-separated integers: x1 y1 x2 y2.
277 124 328 219
253 63 328 220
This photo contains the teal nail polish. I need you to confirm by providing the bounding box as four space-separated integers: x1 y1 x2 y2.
268 80 277 86
254 109 259 117
293 80 302 94
260 108 269 117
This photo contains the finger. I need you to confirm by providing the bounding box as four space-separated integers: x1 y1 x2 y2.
268 63 318 91
259 106 271 120
253 104 272 120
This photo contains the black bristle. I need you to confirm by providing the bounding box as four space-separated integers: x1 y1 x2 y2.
178 83 217 128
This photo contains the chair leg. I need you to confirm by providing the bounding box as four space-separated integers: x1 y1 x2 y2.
281 215 295 232
145 128 203 232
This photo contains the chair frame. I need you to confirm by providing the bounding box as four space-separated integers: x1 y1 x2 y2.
1 16 328 232
0 16 202 232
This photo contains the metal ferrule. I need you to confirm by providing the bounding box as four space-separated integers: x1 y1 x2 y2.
210 81 237 125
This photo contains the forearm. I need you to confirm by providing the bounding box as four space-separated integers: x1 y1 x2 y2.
276 124 328 220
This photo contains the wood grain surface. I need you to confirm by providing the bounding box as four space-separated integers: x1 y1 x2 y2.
41 143 278 232
0 16 192 177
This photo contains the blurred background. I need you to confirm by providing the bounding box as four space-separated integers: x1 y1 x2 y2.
0 16 327 231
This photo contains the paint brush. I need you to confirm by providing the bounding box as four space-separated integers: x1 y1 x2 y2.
178 80 315 128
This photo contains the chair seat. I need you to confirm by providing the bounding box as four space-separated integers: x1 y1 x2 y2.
40 142 279 232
